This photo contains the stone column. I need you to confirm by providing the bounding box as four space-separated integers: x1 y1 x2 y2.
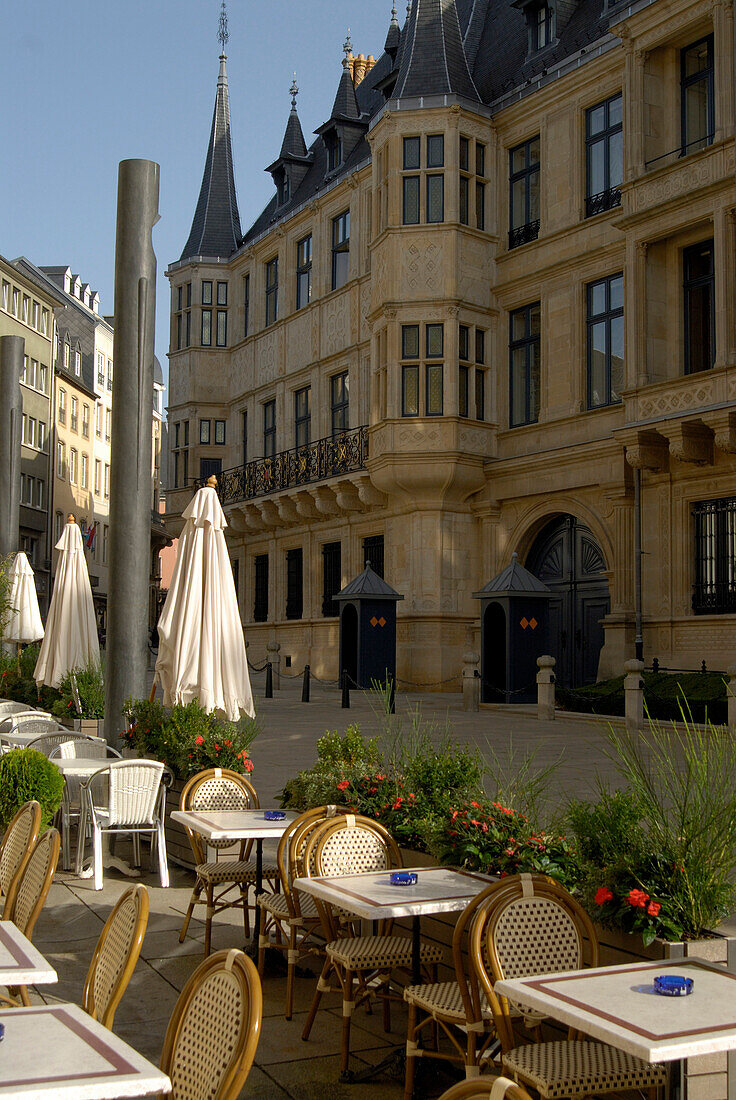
0 336 23 560
104 159 159 745
536 655 556 720
624 658 645 733
462 651 480 712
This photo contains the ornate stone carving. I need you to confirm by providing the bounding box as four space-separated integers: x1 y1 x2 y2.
624 435 669 471
403 242 444 293
324 295 348 356
277 497 298 524
313 486 339 516
663 424 713 466
355 475 387 509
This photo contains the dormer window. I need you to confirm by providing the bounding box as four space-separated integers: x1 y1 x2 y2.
275 168 290 207
326 132 342 172
534 3 555 49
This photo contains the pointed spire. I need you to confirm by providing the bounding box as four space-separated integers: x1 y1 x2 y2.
385 2 401 55
279 74 308 159
180 3 241 261
330 29 360 120
394 0 480 102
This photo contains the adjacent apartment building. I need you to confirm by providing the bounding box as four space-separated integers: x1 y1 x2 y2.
166 0 735 690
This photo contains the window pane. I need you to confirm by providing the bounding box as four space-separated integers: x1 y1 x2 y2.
201 310 212 345
588 139 606 196
589 321 608 407
217 281 228 305
200 419 211 444
609 130 623 188
459 325 470 361
202 281 212 305
476 143 486 177
590 280 606 317
460 136 470 172
459 365 469 417
475 329 485 364
402 325 419 359
403 136 420 170
427 175 444 222
511 348 527 425
588 104 606 136
529 137 540 164
475 369 485 420
610 274 624 312
402 365 419 416
426 323 443 358
403 176 420 224
459 176 469 225
529 340 540 421
528 168 540 221
684 81 710 147
511 145 527 173
529 303 541 336
215 420 226 444
511 178 527 228
610 315 624 402
427 134 444 168
333 249 349 290
216 310 227 346
683 39 710 78
609 93 622 127
476 182 485 230
426 363 443 415
686 284 714 373
512 310 527 341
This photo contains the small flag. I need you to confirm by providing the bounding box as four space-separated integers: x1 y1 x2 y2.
86 522 97 551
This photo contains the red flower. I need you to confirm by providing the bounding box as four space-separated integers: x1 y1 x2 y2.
595 887 614 906
647 901 661 917
337 779 350 791
393 797 403 809
627 889 649 908
195 735 204 746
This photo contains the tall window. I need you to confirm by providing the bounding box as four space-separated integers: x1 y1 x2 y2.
363 534 384 578
402 136 421 224
202 280 212 306
401 325 420 417
105 408 111 442
104 463 110 499
201 308 212 346
586 93 622 217
94 460 101 496
476 142 487 231
243 274 250 338
81 454 88 490
330 372 349 436
216 281 228 347
459 137 487 230
97 352 105 386
263 400 276 458
426 134 444 225
107 359 113 391
58 388 66 424
332 212 350 291
509 302 541 427
286 548 303 620
693 497 736 613
533 3 555 49
57 441 65 479
95 404 102 439
587 273 624 409
322 542 341 617
172 420 189 488
295 386 311 449
400 324 444 416
241 410 248 464
326 132 342 172
69 448 78 484
681 37 714 156
70 396 78 432
296 235 312 309
254 554 269 622
509 137 540 248
426 324 444 416
684 240 715 374
459 136 471 226
265 258 278 326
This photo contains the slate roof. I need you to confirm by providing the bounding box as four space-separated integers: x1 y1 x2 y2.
330 63 361 121
473 553 551 597
180 54 242 262
279 105 308 160
394 0 480 101
335 563 404 601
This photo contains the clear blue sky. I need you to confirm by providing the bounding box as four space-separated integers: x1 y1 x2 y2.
0 0 391 396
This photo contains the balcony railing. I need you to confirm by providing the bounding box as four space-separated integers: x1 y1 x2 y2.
213 425 369 507
508 220 540 250
585 187 621 218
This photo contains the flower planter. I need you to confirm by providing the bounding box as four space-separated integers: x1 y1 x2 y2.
72 718 103 739
164 776 195 871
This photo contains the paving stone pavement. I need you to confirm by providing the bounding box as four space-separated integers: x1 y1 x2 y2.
22 676 726 1098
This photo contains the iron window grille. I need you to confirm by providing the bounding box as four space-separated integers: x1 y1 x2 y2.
693 497 736 613
322 542 342 617
254 554 269 622
585 93 622 218
587 273 624 409
684 240 715 375
286 548 303 620
509 136 540 248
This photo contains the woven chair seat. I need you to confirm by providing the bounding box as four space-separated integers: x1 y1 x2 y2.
327 934 443 970
502 1040 668 1099
258 890 319 921
404 979 494 1024
196 860 278 885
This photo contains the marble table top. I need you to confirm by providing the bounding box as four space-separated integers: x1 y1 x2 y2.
495 957 736 1062
294 866 496 920
0 922 57 986
170 808 298 841
0 1002 171 1097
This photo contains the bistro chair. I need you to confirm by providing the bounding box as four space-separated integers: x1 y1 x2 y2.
160 948 262 1100
0 800 42 916
437 1076 535 1100
257 804 338 1018
76 759 170 890
0 702 49 719
48 737 122 871
472 875 668 1100
178 768 278 956
1 715 67 748
6 827 61 1005
301 813 443 1077
82 884 149 1029
26 731 105 756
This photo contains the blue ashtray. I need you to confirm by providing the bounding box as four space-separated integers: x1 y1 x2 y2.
0 1022 5 1041
390 871 418 886
263 810 286 821
654 975 693 997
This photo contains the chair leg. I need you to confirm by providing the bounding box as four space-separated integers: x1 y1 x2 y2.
75 803 87 875
302 956 331 1041
19 985 30 1007
340 969 354 1077
404 1001 418 1100
132 832 141 869
93 825 103 890
60 802 71 873
204 883 214 957
179 880 202 942
285 926 297 1020
156 822 169 888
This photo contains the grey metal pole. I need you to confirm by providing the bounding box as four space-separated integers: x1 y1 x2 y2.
104 159 160 745
634 466 643 663
0 336 23 560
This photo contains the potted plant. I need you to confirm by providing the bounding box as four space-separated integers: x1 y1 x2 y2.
0 747 65 831
51 663 105 736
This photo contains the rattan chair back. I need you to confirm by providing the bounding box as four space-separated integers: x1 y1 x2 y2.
437 1075 535 1100
180 768 259 862
470 874 598 1051
25 732 105 757
274 805 333 916
83 884 149 1029
6 827 60 940
0 800 41 912
105 760 165 826
160 948 262 1100
49 738 120 760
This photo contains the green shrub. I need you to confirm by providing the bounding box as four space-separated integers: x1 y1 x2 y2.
122 698 258 779
0 748 65 831
557 672 727 723
51 663 105 720
0 643 59 711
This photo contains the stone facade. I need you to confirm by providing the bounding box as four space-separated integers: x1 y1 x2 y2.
167 0 736 690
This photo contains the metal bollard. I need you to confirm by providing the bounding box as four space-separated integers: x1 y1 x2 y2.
341 669 350 709
301 664 310 703
265 661 273 699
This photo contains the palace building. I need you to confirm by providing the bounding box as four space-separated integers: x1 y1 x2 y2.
166 0 735 691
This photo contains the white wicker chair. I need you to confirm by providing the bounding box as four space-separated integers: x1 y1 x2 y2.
48 737 122 871
0 702 49 718
0 711 53 737
76 759 170 890
1 716 67 749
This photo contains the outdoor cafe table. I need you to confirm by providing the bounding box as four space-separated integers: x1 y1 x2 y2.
0 1002 171 1098
293 865 496 983
170 808 298 946
0 921 57 987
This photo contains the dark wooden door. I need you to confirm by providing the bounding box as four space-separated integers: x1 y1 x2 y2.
526 516 609 687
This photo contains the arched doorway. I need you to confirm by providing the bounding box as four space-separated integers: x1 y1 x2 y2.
526 516 609 687
482 602 506 703
339 603 359 687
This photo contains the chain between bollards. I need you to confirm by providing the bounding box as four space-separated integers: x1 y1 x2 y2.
301 664 310 703
265 661 273 699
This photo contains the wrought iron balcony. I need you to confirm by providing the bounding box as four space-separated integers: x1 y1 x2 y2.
508 220 540 250
214 425 369 507
585 187 621 218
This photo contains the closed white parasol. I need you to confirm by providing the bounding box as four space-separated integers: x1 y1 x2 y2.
4 551 44 646
34 516 100 688
154 478 254 720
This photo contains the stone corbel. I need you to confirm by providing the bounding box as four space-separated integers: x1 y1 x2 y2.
277 497 299 524
243 507 265 534
256 500 283 528
662 423 713 466
295 492 320 521
624 433 669 472
708 412 736 454
334 481 363 514
355 475 387 509
313 487 340 517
